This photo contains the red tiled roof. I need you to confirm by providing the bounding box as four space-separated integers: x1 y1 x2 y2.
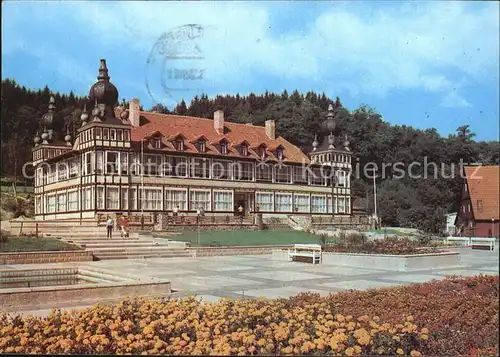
464 165 500 221
128 111 310 163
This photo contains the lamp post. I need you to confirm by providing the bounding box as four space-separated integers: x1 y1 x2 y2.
331 147 335 221
140 138 144 230
373 173 378 227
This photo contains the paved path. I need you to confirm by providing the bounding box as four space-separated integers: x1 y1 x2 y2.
3 245 498 317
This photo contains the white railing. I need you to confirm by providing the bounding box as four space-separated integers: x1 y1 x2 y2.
446 236 471 246
470 237 495 251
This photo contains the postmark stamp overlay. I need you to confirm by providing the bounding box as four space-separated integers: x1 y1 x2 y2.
145 24 207 107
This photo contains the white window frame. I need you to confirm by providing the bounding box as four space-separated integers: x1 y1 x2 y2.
120 152 129 175
212 159 232 180
106 186 120 209
130 188 137 210
57 192 67 212
106 151 120 174
189 189 211 211
96 186 105 209
83 187 93 210
311 195 327 213
191 158 211 179
143 188 163 210
275 193 293 212
57 162 68 181
121 188 129 210
144 154 162 176
165 188 188 211
67 190 78 211
338 196 346 214
47 194 56 213
213 190 233 211
294 194 310 213
255 192 274 212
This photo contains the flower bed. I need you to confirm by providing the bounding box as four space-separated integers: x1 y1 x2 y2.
0 275 497 356
323 236 443 255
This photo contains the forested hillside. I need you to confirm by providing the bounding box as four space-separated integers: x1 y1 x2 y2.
1 79 498 231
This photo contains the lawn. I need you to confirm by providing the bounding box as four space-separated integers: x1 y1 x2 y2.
0 236 81 252
154 230 322 247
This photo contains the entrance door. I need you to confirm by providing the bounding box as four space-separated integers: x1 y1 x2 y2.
234 193 248 216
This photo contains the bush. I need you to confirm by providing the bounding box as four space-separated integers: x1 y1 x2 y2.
324 235 441 255
0 230 8 244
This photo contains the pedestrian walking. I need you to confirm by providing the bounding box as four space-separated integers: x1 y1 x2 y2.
106 216 114 239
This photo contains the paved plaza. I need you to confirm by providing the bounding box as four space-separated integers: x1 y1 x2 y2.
3 246 499 316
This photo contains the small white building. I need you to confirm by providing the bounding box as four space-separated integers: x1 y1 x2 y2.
445 213 457 236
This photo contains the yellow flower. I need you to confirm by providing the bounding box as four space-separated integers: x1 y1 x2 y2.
420 334 429 340
345 347 355 356
406 315 414 322
397 348 405 355
336 314 345 322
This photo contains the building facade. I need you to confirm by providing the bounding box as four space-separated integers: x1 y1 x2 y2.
456 165 499 237
32 59 353 221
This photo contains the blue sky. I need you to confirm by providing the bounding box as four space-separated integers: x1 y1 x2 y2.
2 1 499 141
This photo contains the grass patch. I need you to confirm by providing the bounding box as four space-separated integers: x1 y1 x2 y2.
154 230 322 247
0 236 82 252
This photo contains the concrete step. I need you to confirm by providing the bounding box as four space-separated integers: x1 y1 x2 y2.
88 246 188 253
94 251 192 260
75 242 174 249
62 237 141 243
45 232 140 237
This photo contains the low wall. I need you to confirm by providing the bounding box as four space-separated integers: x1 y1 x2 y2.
322 251 460 271
0 280 171 311
0 250 94 265
191 245 291 257
272 249 460 271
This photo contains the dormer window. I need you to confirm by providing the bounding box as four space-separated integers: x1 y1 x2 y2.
241 144 248 156
276 147 284 161
175 139 184 151
197 139 206 152
220 142 227 154
260 147 266 158
152 137 161 149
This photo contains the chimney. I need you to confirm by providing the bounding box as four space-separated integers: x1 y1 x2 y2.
265 120 276 140
214 110 224 134
129 98 140 127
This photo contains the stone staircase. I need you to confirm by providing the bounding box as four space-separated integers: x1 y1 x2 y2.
61 233 191 260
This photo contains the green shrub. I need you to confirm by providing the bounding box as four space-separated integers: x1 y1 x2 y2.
0 230 8 244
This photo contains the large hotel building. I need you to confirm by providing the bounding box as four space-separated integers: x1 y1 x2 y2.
32 60 353 221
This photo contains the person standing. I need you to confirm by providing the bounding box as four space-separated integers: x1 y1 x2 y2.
173 205 179 216
106 216 114 239
238 205 244 226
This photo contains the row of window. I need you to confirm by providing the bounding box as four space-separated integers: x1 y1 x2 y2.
36 188 351 214
80 127 131 143
311 152 352 164
36 151 350 187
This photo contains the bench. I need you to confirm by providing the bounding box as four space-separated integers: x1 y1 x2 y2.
470 237 495 251
288 244 322 265
446 236 471 246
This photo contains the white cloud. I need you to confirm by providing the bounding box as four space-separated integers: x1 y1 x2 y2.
3 1 499 100
441 91 472 108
